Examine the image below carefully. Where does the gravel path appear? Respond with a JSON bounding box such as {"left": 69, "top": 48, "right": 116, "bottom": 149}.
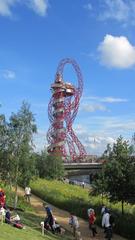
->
{"left": 18, "top": 187, "right": 127, "bottom": 240}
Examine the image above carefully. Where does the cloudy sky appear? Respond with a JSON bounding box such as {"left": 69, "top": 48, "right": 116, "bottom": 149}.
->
{"left": 0, "top": 0, "right": 135, "bottom": 155}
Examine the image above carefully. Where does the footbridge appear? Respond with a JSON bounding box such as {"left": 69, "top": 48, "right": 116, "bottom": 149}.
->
{"left": 64, "top": 162, "right": 102, "bottom": 178}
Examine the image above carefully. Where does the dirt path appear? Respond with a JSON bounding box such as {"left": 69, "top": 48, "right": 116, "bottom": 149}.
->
{"left": 18, "top": 187, "right": 127, "bottom": 240}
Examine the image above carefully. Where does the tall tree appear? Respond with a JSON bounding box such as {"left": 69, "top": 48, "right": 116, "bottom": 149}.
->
{"left": 0, "top": 114, "right": 10, "bottom": 181}
{"left": 8, "top": 101, "right": 37, "bottom": 207}
{"left": 93, "top": 136, "right": 135, "bottom": 214}
{"left": 35, "top": 150, "right": 65, "bottom": 180}
{"left": 37, "top": 150, "right": 64, "bottom": 179}
{"left": 44, "top": 154, "right": 65, "bottom": 180}
{"left": 35, "top": 150, "right": 48, "bottom": 178}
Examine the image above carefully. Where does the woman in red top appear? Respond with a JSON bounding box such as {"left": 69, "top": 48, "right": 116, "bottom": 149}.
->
{"left": 89, "top": 209, "right": 97, "bottom": 237}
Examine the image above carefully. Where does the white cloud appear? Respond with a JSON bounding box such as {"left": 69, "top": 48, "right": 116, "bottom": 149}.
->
{"left": 74, "top": 123, "right": 117, "bottom": 155}
{"left": 27, "top": 0, "right": 48, "bottom": 16}
{"left": 1, "top": 69, "right": 16, "bottom": 79}
{"left": 84, "top": 135, "right": 116, "bottom": 155}
{"left": 0, "top": 0, "right": 48, "bottom": 17}
{"left": 99, "top": 0, "right": 130, "bottom": 22}
{"left": 74, "top": 116, "right": 135, "bottom": 155}
{"left": 80, "top": 103, "right": 108, "bottom": 112}
{"left": 101, "top": 97, "right": 128, "bottom": 103}
{"left": 98, "top": 34, "right": 135, "bottom": 68}
{"left": 83, "top": 96, "right": 128, "bottom": 103}
{"left": 86, "top": 0, "right": 135, "bottom": 26}
{"left": 0, "top": 0, "right": 18, "bottom": 17}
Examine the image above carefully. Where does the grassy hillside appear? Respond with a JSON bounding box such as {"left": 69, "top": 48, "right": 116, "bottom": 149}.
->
{"left": 0, "top": 182, "right": 72, "bottom": 240}
{"left": 0, "top": 205, "right": 72, "bottom": 240}
{"left": 30, "top": 178, "right": 135, "bottom": 239}
{"left": 0, "top": 224, "right": 71, "bottom": 240}
{"left": 0, "top": 224, "right": 53, "bottom": 240}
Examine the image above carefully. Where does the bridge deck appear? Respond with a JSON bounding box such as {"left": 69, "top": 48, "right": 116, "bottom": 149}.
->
{"left": 64, "top": 162, "right": 102, "bottom": 170}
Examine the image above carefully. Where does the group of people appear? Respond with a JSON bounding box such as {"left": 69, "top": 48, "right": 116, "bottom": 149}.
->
{"left": 1, "top": 186, "right": 116, "bottom": 239}
{"left": 87, "top": 204, "right": 115, "bottom": 239}
{"left": 0, "top": 187, "right": 23, "bottom": 229}
{"left": 42, "top": 202, "right": 115, "bottom": 240}
{"left": 42, "top": 204, "right": 82, "bottom": 239}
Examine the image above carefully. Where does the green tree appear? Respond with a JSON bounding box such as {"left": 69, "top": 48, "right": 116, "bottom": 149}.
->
{"left": 35, "top": 150, "right": 48, "bottom": 178}
{"left": 8, "top": 101, "right": 37, "bottom": 207}
{"left": 0, "top": 114, "right": 11, "bottom": 181}
{"left": 44, "top": 154, "right": 65, "bottom": 180}
{"left": 93, "top": 136, "right": 135, "bottom": 214}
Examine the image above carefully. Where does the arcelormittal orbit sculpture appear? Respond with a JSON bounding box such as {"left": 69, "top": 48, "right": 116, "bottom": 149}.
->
{"left": 47, "top": 58, "right": 87, "bottom": 162}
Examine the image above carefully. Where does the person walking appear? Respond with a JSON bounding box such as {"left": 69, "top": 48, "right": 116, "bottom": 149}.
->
{"left": 102, "top": 208, "right": 112, "bottom": 240}
{"left": 24, "top": 186, "right": 31, "bottom": 203}
{"left": 89, "top": 209, "right": 97, "bottom": 237}
{"left": 69, "top": 213, "right": 81, "bottom": 239}
{"left": 43, "top": 203, "right": 55, "bottom": 234}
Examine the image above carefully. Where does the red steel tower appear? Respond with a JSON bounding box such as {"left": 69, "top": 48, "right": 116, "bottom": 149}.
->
{"left": 47, "top": 58, "right": 87, "bottom": 162}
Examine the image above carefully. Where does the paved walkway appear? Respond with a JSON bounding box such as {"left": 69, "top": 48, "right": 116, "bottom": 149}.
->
{"left": 18, "top": 187, "right": 127, "bottom": 240}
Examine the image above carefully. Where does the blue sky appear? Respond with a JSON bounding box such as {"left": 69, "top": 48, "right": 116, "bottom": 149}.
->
{"left": 0, "top": 0, "right": 135, "bottom": 155}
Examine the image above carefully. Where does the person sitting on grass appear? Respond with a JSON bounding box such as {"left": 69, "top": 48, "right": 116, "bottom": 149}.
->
{"left": 5, "top": 208, "right": 11, "bottom": 224}
{"left": 53, "top": 217, "right": 62, "bottom": 234}
{"left": 5, "top": 209, "right": 24, "bottom": 229}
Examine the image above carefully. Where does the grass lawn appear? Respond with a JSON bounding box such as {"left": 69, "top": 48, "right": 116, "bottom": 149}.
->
{"left": 0, "top": 211, "right": 72, "bottom": 240}
{"left": 0, "top": 223, "right": 71, "bottom": 240}
{"left": 0, "top": 182, "right": 72, "bottom": 240}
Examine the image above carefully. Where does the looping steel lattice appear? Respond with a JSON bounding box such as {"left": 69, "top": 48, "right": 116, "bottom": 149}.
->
{"left": 47, "top": 58, "right": 87, "bottom": 162}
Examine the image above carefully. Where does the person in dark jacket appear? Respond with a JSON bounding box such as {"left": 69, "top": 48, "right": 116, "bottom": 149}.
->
{"left": 43, "top": 203, "right": 55, "bottom": 234}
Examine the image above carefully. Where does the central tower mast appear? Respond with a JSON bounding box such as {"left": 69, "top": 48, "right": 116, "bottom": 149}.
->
{"left": 47, "top": 58, "right": 87, "bottom": 162}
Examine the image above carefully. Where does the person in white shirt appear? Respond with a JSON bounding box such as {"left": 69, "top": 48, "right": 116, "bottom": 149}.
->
{"left": 11, "top": 214, "right": 20, "bottom": 222}
{"left": 24, "top": 186, "right": 31, "bottom": 203}
{"left": 102, "top": 208, "right": 112, "bottom": 240}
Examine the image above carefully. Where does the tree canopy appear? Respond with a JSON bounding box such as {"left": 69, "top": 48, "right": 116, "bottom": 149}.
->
{"left": 93, "top": 136, "right": 135, "bottom": 214}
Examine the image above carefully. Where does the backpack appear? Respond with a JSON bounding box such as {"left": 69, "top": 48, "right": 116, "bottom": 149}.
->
{"left": 13, "top": 223, "right": 23, "bottom": 229}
